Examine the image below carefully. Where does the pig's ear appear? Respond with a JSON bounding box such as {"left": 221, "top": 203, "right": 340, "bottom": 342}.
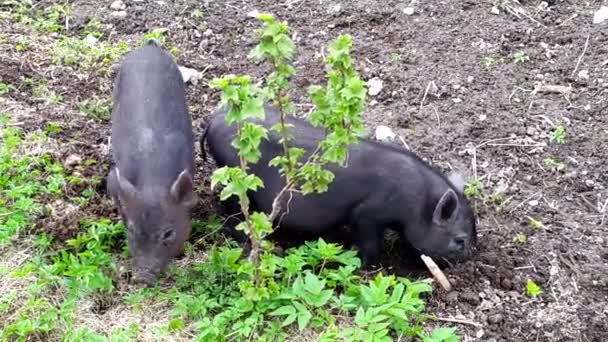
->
{"left": 170, "top": 169, "right": 197, "bottom": 207}
{"left": 115, "top": 168, "right": 138, "bottom": 207}
{"left": 432, "top": 189, "right": 459, "bottom": 226}
{"left": 446, "top": 171, "right": 465, "bottom": 194}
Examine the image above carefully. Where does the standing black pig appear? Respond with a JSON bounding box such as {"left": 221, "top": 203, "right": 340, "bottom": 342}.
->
{"left": 107, "top": 41, "right": 196, "bottom": 285}
{"left": 203, "top": 103, "right": 476, "bottom": 266}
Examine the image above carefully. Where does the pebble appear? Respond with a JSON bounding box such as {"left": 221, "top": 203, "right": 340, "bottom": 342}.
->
{"left": 330, "top": 3, "right": 342, "bottom": 15}
{"left": 110, "top": 0, "right": 126, "bottom": 10}
{"left": 593, "top": 6, "right": 608, "bottom": 24}
{"left": 446, "top": 291, "right": 459, "bottom": 303}
{"left": 585, "top": 179, "right": 595, "bottom": 187}
{"left": 461, "top": 291, "right": 481, "bottom": 306}
{"left": 452, "top": 98, "right": 462, "bottom": 103}
{"left": 491, "top": 6, "right": 500, "bottom": 15}
{"left": 111, "top": 10, "right": 127, "bottom": 18}
{"left": 479, "top": 114, "right": 487, "bottom": 121}
{"left": 526, "top": 126, "right": 536, "bottom": 136}
{"left": 403, "top": 7, "right": 415, "bottom": 15}
{"left": 203, "top": 28, "right": 213, "bottom": 37}
{"left": 467, "top": 76, "right": 474, "bottom": 83}
{"left": 578, "top": 69, "right": 590, "bottom": 80}
{"left": 488, "top": 313, "right": 504, "bottom": 324}
{"left": 374, "top": 125, "right": 396, "bottom": 141}
{"left": 178, "top": 65, "right": 202, "bottom": 84}
{"left": 528, "top": 200, "right": 539, "bottom": 206}
{"left": 64, "top": 154, "right": 82, "bottom": 168}
{"left": 367, "top": 78, "right": 383, "bottom": 96}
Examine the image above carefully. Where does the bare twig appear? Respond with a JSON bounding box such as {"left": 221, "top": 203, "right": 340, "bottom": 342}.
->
{"left": 433, "top": 316, "right": 482, "bottom": 328}
{"left": 420, "top": 81, "right": 432, "bottom": 110}
{"left": 531, "top": 84, "right": 572, "bottom": 95}
{"left": 420, "top": 254, "right": 452, "bottom": 292}
{"left": 571, "top": 34, "right": 590, "bottom": 77}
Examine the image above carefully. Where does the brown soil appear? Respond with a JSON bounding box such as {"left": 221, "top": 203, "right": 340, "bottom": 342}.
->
{"left": 3, "top": 0, "right": 607, "bottom": 340}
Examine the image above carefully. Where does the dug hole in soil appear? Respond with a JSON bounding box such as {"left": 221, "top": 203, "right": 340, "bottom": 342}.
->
{"left": 6, "top": 0, "right": 608, "bottom": 341}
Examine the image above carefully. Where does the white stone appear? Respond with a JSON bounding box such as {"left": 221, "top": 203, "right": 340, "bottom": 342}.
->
{"left": 111, "top": 10, "right": 127, "bottom": 18}
{"left": 203, "top": 28, "right": 213, "bottom": 37}
{"left": 578, "top": 69, "right": 589, "bottom": 80}
{"left": 452, "top": 98, "right": 462, "bottom": 103}
{"left": 110, "top": 0, "right": 126, "bottom": 10}
{"left": 593, "top": 6, "right": 608, "bottom": 24}
{"left": 375, "top": 125, "right": 396, "bottom": 141}
{"left": 64, "top": 154, "right": 82, "bottom": 168}
{"left": 467, "top": 76, "right": 474, "bottom": 83}
{"left": 491, "top": 6, "right": 500, "bottom": 15}
{"left": 367, "top": 78, "right": 383, "bottom": 96}
{"left": 479, "top": 114, "right": 487, "bottom": 121}
{"left": 178, "top": 65, "right": 202, "bottom": 84}
{"left": 529, "top": 200, "right": 539, "bottom": 206}
{"left": 403, "top": 7, "right": 415, "bottom": 15}
{"left": 247, "top": 10, "right": 260, "bottom": 18}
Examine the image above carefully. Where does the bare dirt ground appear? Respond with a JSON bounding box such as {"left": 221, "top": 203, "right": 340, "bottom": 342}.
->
{"left": 2, "top": 0, "right": 608, "bottom": 341}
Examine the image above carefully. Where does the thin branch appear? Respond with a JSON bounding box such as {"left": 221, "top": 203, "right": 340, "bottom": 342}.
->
{"left": 571, "top": 34, "right": 590, "bottom": 77}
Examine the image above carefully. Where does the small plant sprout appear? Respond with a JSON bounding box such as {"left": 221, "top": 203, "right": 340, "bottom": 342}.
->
{"left": 513, "top": 50, "right": 529, "bottom": 64}
{"left": 490, "top": 191, "right": 506, "bottom": 206}
{"left": 549, "top": 125, "right": 566, "bottom": 145}
{"left": 525, "top": 279, "right": 542, "bottom": 298}
{"left": 464, "top": 178, "right": 483, "bottom": 198}
{"left": 0, "top": 82, "right": 15, "bottom": 95}
{"left": 78, "top": 96, "right": 111, "bottom": 121}
{"left": 543, "top": 157, "right": 565, "bottom": 172}
{"left": 514, "top": 232, "right": 527, "bottom": 245}
{"left": 389, "top": 52, "right": 402, "bottom": 63}
{"left": 481, "top": 53, "right": 502, "bottom": 69}
{"left": 528, "top": 217, "right": 544, "bottom": 230}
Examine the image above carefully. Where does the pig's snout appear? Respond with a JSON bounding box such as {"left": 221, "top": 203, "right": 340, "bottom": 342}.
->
{"left": 131, "top": 259, "right": 164, "bottom": 286}
{"left": 447, "top": 234, "right": 474, "bottom": 258}
{"left": 132, "top": 270, "right": 157, "bottom": 286}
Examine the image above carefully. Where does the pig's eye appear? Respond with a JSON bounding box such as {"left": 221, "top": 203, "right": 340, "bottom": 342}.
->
{"left": 161, "top": 229, "right": 176, "bottom": 242}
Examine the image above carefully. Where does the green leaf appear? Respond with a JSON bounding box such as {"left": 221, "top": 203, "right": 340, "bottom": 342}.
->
{"left": 423, "top": 327, "right": 460, "bottom": 342}
{"left": 269, "top": 305, "right": 296, "bottom": 317}
{"left": 296, "top": 306, "right": 312, "bottom": 331}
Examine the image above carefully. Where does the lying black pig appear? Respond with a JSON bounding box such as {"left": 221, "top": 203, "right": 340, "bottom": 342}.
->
{"left": 107, "top": 40, "right": 196, "bottom": 285}
{"left": 203, "top": 103, "right": 476, "bottom": 266}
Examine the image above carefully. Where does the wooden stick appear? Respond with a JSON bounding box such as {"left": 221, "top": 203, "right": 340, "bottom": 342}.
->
{"left": 420, "top": 254, "right": 452, "bottom": 292}
{"left": 434, "top": 316, "right": 482, "bottom": 328}
{"left": 531, "top": 84, "right": 572, "bottom": 95}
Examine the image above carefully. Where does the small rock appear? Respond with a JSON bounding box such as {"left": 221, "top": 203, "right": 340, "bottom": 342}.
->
{"left": 452, "top": 98, "right": 462, "bottom": 103}
{"left": 64, "top": 154, "right": 82, "bottom": 168}
{"left": 479, "top": 114, "right": 487, "bottom": 121}
{"left": 403, "top": 7, "right": 415, "bottom": 15}
{"left": 585, "top": 179, "right": 595, "bottom": 187}
{"left": 540, "top": 42, "right": 549, "bottom": 49}
{"left": 367, "top": 78, "right": 383, "bottom": 96}
{"left": 528, "top": 200, "right": 539, "bottom": 206}
{"left": 491, "top": 6, "right": 500, "bottom": 15}
{"left": 501, "top": 278, "right": 512, "bottom": 290}
{"left": 369, "top": 99, "right": 378, "bottom": 106}
{"left": 461, "top": 291, "right": 481, "bottom": 306}
{"left": 247, "top": 9, "right": 260, "bottom": 17}
{"left": 203, "top": 28, "right": 213, "bottom": 37}
{"left": 330, "top": 3, "right": 342, "bottom": 15}
{"left": 178, "top": 65, "right": 202, "bottom": 85}
{"left": 488, "top": 314, "right": 504, "bottom": 324}
{"left": 467, "top": 76, "right": 474, "bottom": 83}
{"left": 526, "top": 126, "right": 536, "bottom": 136}
{"left": 375, "top": 125, "right": 396, "bottom": 142}
{"left": 111, "top": 10, "right": 127, "bottom": 18}
{"left": 477, "top": 330, "right": 485, "bottom": 339}
{"left": 446, "top": 291, "right": 459, "bottom": 303}
{"left": 155, "top": 0, "right": 166, "bottom": 5}
{"left": 593, "top": 6, "right": 608, "bottom": 24}
{"left": 578, "top": 69, "right": 589, "bottom": 80}
{"left": 110, "top": 0, "right": 126, "bottom": 10}
{"left": 584, "top": 104, "right": 591, "bottom": 111}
